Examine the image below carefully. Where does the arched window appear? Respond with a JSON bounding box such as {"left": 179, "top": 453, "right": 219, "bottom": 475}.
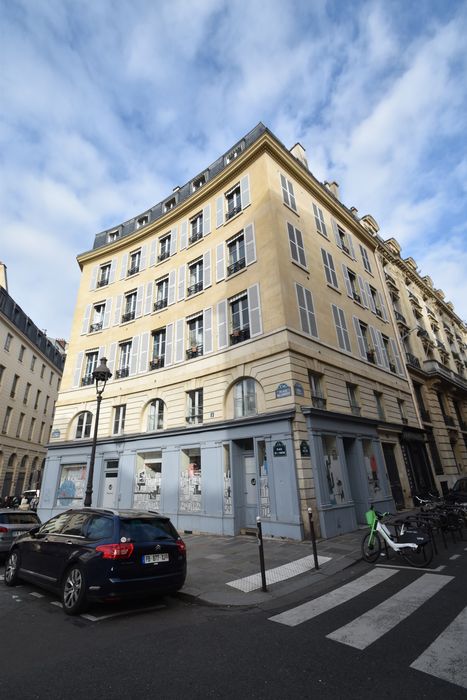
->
{"left": 148, "top": 400, "right": 164, "bottom": 431}
{"left": 75, "top": 411, "right": 92, "bottom": 439}
{"left": 234, "top": 378, "right": 257, "bottom": 418}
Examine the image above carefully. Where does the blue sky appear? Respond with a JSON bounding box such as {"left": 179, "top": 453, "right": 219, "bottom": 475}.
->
{"left": 1, "top": 0, "right": 466, "bottom": 338}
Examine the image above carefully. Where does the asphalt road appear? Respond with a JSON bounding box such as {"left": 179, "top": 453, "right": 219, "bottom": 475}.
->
{"left": 1, "top": 539, "right": 466, "bottom": 700}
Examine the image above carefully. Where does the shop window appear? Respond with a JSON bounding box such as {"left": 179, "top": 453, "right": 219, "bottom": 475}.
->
{"left": 223, "top": 444, "right": 232, "bottom": 515}
{"left": 179, "top": 450, "right": 202, "bottom": 512}
{"left": 363, "top": 440, "right": 381, "bottom": 496}
{"left": 56, "top": 464, "right": 87, "bottom": 507}
{"left": 134, "top": 456, "right": 162, "bottom": 511}
{"left": 322, "top": 435, "right": 347, "bottom": 505}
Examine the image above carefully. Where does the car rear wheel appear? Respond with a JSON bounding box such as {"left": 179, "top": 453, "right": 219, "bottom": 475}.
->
{"left": 62, "top": 565, "right": 88, "bottom": 615}
{"left": 4, "top": 549, "right": 21, "bottom": 586}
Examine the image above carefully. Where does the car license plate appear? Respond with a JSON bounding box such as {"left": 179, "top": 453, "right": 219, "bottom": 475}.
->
{"left": 143, "top": 553, "right": 169, "bottom": 564}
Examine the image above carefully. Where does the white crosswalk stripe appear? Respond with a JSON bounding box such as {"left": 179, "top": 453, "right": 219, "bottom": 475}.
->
{"left": 326, "top": 573, "right": 453, "bottom": 649}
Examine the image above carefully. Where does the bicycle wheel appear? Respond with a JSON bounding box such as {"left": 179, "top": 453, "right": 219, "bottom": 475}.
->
{"left": 362, "top": 532, "right": 381, "bottom": 563}
{"left": 401, "top": 541, "right": 434, "bottom": 567}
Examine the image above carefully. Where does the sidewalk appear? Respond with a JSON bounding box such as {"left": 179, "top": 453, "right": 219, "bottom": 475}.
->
{"left": 178, "top": 528, "right": 364, "bottom": 607}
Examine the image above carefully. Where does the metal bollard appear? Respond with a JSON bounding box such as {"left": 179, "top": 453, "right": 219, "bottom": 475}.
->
{"left": 307, "top": 508, "right": 320, "bottom": 570}
{"left": 256, "top": 516, "right": 267, "bottom": 592}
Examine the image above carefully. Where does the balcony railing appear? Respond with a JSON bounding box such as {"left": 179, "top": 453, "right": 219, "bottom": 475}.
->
{"left": 311, "top": 394, "right": 327, "bottom": 409}
{"left": 189, "top": 231, "right": 203, "bottom": 245}
{"left": 121, "top": 311, "right": 135, "bottom": 323}
{"left": 158, "top": 250, "right": 170, "bottom": 263}
{"left": 230, "top": 327, "right": 250, "bottom": 345}
{"left": 186, "top": 345, "right": 203, "bottom": 360}
{"left": 226, "top": 204, "right": 242, "bottom": 220}
{"left": 115, "top": 367, "right": 129, "bottom": 379}
{"left": 154, "top": 298, "right": 168, "bottom": 311}
{"left": 352, "top": 291, "right": 361, "bottom": 303}
{"left": 394, "top": 310, "right": 407, "bottom": 324}
{"left": 227, "top": 258, "right": 246, "bottom": 276}
{"left": 420, "top": 409, "right": 431, "bottom": 423}
{"left": 96, "top": 278, "right": 109, "bottom": 288}
{"left": 149, "top": 357, "right": 164, "bottom": 371}
{"left": 389, "top": 362, "right": 397, "bottom": 373}
{"left": 127, "top": 265, "right": 140, "bottom": 277}
{"left": 89, "top": 322, "right": 103, "bottom": 333}
{"left": 187, "top": 281, "right": 203, "bottom": 296}
{"left": 437, "top": 340, "right": 447, "bottom": 352}
{"left": 350, "top": 404, "right": 361, "bottom": 416}
{"left": 375, "top": 307, "right": 383, "bottom": 318}
{"left": 443, "top": 414, "right": 455, "bottom": 427}
{"left": 367, "top": 350, "right": 376, "bottom": 364}
{"left": 186, "top": 413, "right": 203, "bottom": 425}
{"left": 406, "top": 352, "right": 421, "bottom": 369}
{"left": 81, "top": 375, "right": 94, "bottom": 386}
{"left": 342, "top": 244, "right": 350, "bottom": 255}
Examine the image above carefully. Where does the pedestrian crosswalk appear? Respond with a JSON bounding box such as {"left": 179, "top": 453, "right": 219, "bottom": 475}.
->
{"left": 269, "top": 567, "right": 467, "bottom": 691}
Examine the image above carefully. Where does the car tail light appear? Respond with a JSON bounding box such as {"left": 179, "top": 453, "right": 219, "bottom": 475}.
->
{"left": 176, "top": 538, "right": 186, "bottom": 554}
{"left": 0, "top": 527, "right": 8, "bottom": 533}
{"left": 96, "top": 543, "right": 134, "bottom": 559}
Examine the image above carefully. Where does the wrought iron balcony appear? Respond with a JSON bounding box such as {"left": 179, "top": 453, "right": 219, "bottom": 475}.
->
{"left": 115, "top": 367, "right": 129, "bottom": 379}
{"left": 353, "top": 291, "right": 361, "bottom": 303}
{"left": 127, "top": 265, "right": 139, "bottom": 277}
{"left": 154, "top": 298, "right": 168, "bottom": 311}
{"left": 311, "top": 394, "right": 327, "bottom": 409}
{"left": 89, "top": 322, "right": 103, "bottom": 333}
{"left": 186, "top": 345, "right": 203, "bottom": 360}
{"left": 227, "top": 258, "right": 246, "bottom": 276}
{"left": 437, "top": 340, "right": 447, "bottom": 352}
{"left": 81, "top": 375, "right": 94, "bottom": 386}
{"left": 96, "top": 278, "right": 109, "bottom": 288}
{"left": 394, "top": 310, "right": 407, "bottom": 324}
{"left": 406, "top": 352, "right": 421, "bottom": 369}
{"left": 375, "top": 307, "right": 383, "bottom": 318}
{"left": 158, "top": 251, "right": 170, "bottom": 263}
{"left": 121, "top": 311, "right": 135, "bottom": 323}
{"left": 186, "top": 413, "right": 203, "bottom": 425}
{"left": 342, "top": 244, "right": 350, "bottom": 255}
{"left": 189, "top": 231, "right": 203, "bottom": 245}
{"left": 367, "top": 350, "right": 376, "bottom": 364}
{"left": 187, "top": 281, "right": 203, "bottom": 296}
{"left": 230, "top": 327, "right": 250, "bottom": 345}
{"left": 149, "top": 357, "right": 164, "bottom": 370}
{"left": 226, "top": 204, "right": 242, "bottom": 220}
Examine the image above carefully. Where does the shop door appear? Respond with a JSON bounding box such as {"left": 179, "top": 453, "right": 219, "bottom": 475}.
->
{"left": 344, "top": 438, "right": 368, "bottom": 525}
{"left": 102, "top": 470, "right": 118, "bottom": 509}
{"left": 382, "top": 443, "right": 404, "bottom": 509}
{"left": 243, "top": 453, "right": 258, "bottom": 528}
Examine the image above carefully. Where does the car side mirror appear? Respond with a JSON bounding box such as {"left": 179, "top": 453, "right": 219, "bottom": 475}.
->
{"left": 29, "top": 526, "right": 41, "bottom": 536}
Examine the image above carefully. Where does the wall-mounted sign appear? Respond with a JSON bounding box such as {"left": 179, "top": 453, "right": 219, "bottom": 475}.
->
{"left": 294, "top": 382, "right": 305, "bottom": 397}
{"left": 275, "top": 383, "right": 292, "bottom": 398}
{"left": 300, "top": 440, "right": 310, "bottom": 457}
{"left": 273, "top": 441, "right": 287, "bottom": 457}
{"left": 51, "top": 429, "right": 61, "bottom": 438}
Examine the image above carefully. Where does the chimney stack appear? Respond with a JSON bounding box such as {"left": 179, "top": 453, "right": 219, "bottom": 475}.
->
{"left": 0, "top": 262, "right": 8, "bottom": 292}
{"left": 324, "top": 181, "right": 340, "bottom": 199}
{"left": 290, "top": 143, "right": 308, "bottom": 169}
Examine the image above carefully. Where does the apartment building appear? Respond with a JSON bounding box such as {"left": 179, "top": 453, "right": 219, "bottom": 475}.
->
{"left": 0, "top": 264, "right": 65, "bottom": 497}
{"left": 39, "top": 124, "right": 465, "bottom": 539}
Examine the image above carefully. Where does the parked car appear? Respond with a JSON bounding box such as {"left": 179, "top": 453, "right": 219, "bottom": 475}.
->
{"left": 0, "top": 509, "right": 41, "bottom": 557}
{"left": 445, "top": 477, "right": 467, "bottom": 504}
{"left": 4, "top": 508, "right": 187, "bottom": 615}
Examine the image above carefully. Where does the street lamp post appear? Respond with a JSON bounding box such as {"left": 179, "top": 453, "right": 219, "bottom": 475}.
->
{"left": 84, "top": 357, "right": 112, "bottom": 508}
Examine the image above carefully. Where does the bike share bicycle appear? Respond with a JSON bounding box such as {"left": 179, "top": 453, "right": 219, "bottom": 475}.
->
{"left": 362, "top": 506, "right": 434, "bottom": 567}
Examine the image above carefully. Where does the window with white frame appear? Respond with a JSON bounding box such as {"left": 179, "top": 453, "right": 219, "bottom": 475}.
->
{"left": 128, "top": 249, "right": 141, "bottom": 276}
{"left": 4, "top": 333, "right": 13, "bottom": 351}
{"left": 136, "top": 215, "right": 149, "bottom": 229}
{"left": 158, "top": 234, "right": 171, "bottom": 262}
{"left": 332, "top": 305, "right": 352, "bottom": 352}
{"left": 397, "top": 398, "right": 407, "bottom": 424}
{"left": 313, "top": 203, "right": 327, "bottom": 237}
{"left": 374, "top": 392, "right": 386, "bottom": 420}
{"left": 227, "top": 233, "right": 246, "bottom": 276}
{"left": 360, "top": 245, "right": 372, "bottom": 273}
{"left": 187, "top": 259, "right": 203, "bottom": 296}
{"left": 113, "top": 404, "right": 126, "bottom": 434}
{"left": 82, "top": 351, "right": 98, "bottom": 386}
{"left": 108, "top": 230, "right": 119, "bottom": 242}
{"left": 230, "top": 293, "right": 250, "bottom": 344}
{"left": 308, "top": 371, "right": 326, "bottom": 409}
{"left": 355, "top": 319, "right": 374, "bottom": 362}
{"left": 296, "top": 284, "right": 318, "bottom": 337}
{"left": 226, "top": 184, "right": 242, "bottom": 220}
{"left": 287, "top": 223, "right": 307, "bottom": 267}
{"left": 90, "top": 302, "right": 105, "bottom": 333}
{"left": 75, "top": 411, "right": 92, "bottom": 439}
{"left": 369, "top": 285, "right": 383, "bottom": 317}
{"left": 147, "top": 399, "right": 164, "bottom": 431}
{"left": 189, "top": 213, "right": 203, "bottom": 244}
{"left": 187, "top": 315, "right": 203, "bottom": 359}
{"left": 187, "top": 389, "right": 203, "bottom": 424}
{"left": 122, "top": 291, "right": 137, "bottom": 323}
{"left": 97, "top": 263, "right": 111, "bottom": 288}
{"left": 280, "top": 174, "right": 297, "bottom": 211}
{"left": 155, "top": 277, "right": 169, "bottom": 310}
{"left": 234, "top": 378, "right": 257, "bottom": 418}
{"left": 321, "top": 249, "right": 338, "bottom": 288}
{"left": 150, "top": 328, "right": 166, "bottom": 369}
{"left": 345, "top": 267, "right": 361, "bottom": 303}
{"left": 346, "top": 383, "right": 361, "bottom": 415}
{"left": 116, "top": 341, "right": 131, "bottom": 379}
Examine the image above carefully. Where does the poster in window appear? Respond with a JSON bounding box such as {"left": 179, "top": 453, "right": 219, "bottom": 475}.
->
{"left": 133, "top": 462, "right": 162, "bottom": 510}
{"left": 56, "top": 465, "right": 86, "bottom": 506}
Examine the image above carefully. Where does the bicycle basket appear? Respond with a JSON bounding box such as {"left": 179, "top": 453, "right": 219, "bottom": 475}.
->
{"left": 365, "top": 509, "right": 377, "bottom": 526}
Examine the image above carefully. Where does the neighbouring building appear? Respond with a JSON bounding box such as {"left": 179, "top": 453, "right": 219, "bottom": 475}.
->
{"left": 39, "top": 124, "right": 466, "bottom": 539}
{"left": 0, "top": 263, "right": 66, "bottom": 498}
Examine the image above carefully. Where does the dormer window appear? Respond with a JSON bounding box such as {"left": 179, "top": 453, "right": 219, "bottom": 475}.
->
{"left": 136, "top": 215, "right": 149, "bottom": 229}
{"left": 225, "top": 145, "right": 243, "bottom": 165}
{"left": 108, "top": 230, "right": 119, "bottom": 242}
{"left": 192, "top": 175, "right": 206, "bottom": 192}
{"left": 164, "top": 198, "right": 176, "bottom": 213}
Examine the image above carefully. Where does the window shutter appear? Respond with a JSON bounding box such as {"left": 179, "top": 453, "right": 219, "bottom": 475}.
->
{"left": 332, "top": 220, "right": 342, "bottom": 248}
{"left": 165, "top": 323, "right": 174, "bottom": 366}
{"left": 369, "top": 326, "right": 383, "bottom": 366}
{"left": 347, "top": 233, "right": 356, "bottom": 259}
{"left": 139, "top": 331, "right": 149, "bottom": 373}
{"left": 377, "top": 330, "right": 390, "bottom": 369}
{"left": 353, "top": 317, "right": 367, "bottom": 359}
{"left": 107, "top": 342, "right": 117, "bottom": 373}
{"left": 244, "top": 223, "right": 256, "bottom": 265}
{"left": 178, "top": 265, "right": 186, "bottom": 301}
{"left": 180, "top": 220, "right": 188, "bottom": 250}
{"left": 296, "top": 284, "right": 309, "bottom": 334}
{"left": 217, "top": 299, "right": 228, "bottom": 349}
{"left": 342, "top": 265, "right": 353, "bottom": 298}
{"left": 332, "top": 305, "right": 345, "bottom": 350}
{"left": 295, "top": 227, "right": 307, "bottom": 267}
{"left": 129, "top": 335, "right": 140, "bottom": 375}
{"left": 203, "top": 307, "right": 213, "bottom": 354}
{"left": 174, "top": 319, "right": 184, "bottom": 363}
{"left": 113, "top": 294, "right": 122, "bottom": 325}
{"left": 378, "top": 291, "right": 389, "bottom": 321}
{"left": 240, "top": 174, "right": 250, "bottom": 209}
{"left": 98, "top": 345, "right": 105, "bottom": 362}
{"left": 358, "top": 276, "right": 369, "bottom": 308}
{"left": 390, "top": 338, "right": 404, "bottom": 375}
{"left": 216, "top": 243, "right": 225, "bottom": 282}
{"left": 103, "top": 298, "right": 112, "bottom": 328}
{"left": 140, "top": 244, "right": 147, "bottom": 271}
{"left": 203, "top": 204, "right": 211, "bottom": 235}
{"left": 109, "top": 258, "right": 117, "bottom": 284}
{"left": 216, "top": 195, "right": 224, "bottom": 228}
{"left": 203, "top": 250, "right": 211, "bottom": 289}
{"left": 81, "top": 305, "right": 91, "bottom": 335}
{"left": 168, "top": 270, "right": 176, "bottom": 305}
{"left": 170, "top": 226, "right": 178, "bottom": 256}
{"left": 120, "top": 253, "right": 128, "bottom": 280}
{"left": 248, "top": 284, "right": 262, "bottom": 337}
{"left": 366, "top": 282, "right": 377, "bottom": 313}
{"left": 280, "top": 174, "right": 289, "bottom": 207}
{"left": 304, "top": 288, "right": 318, "bottom": 337}
{"left": 149, "top": 239, "right": 157, "bottom": 267}
{"left": 135, "top": 285, "right": 144, "bottom": 317}
{"left": 144, "top": 281, "right": 153, "bottom": 315}
{"left": 89, "top": 265, "right": 98, "bottom": 291}
{"left": 72, "top": 352, "right": 84, "bottom": 388}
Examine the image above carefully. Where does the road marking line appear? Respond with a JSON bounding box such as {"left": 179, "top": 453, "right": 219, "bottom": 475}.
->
{"left": 327, "top": 573, "right": 453, "bottom": 650}
{"left": 449, "top": 554, "right": 461, "bottom": 560}
{"left": 410, "top": 605, "right": 467, "bottom": 689}
{"left": 50, "top": 601, "right": 62, "bottom": 608}
{"left": 269, "top": 568, "right": 397, "bottom": 627}
{"left": 80, "top": 603, "right": 166, "bottom": 622}
{"left": 30, "top": 592, "right": 44, "bottom": 598}
{"left": 376, "top": 564, "right": 446, "bottom": 573}
{"left": 227, "top": 554, "right": 331, "bottom": 592}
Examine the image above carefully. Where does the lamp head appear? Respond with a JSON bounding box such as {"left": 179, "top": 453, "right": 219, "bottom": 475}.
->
{"left": 93, "top": 357, "right": 112, "bottom": 394}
